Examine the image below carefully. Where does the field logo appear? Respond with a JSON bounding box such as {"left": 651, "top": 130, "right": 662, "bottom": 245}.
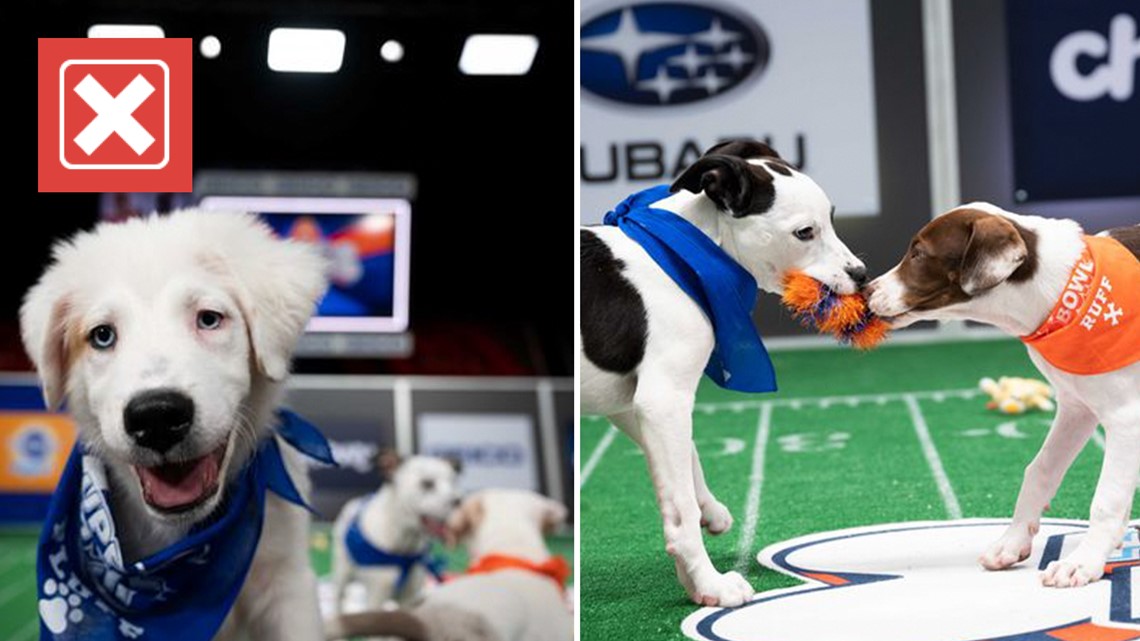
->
{"left": 683, "top": 519, "right": 1140, "bottom": 641}
{"left": 38, "top": 38, "right": 192, "bottom": 192}
{"left": 581, "top": 3, "right": 769, "bottom": 107}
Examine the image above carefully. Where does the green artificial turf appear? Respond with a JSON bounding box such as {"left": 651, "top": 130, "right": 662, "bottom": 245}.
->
{"left": 0, "top": 521, "right": 573, "bottom": 640}
{"left": 580, "top": 338, "right": 1139, "bottom": 641}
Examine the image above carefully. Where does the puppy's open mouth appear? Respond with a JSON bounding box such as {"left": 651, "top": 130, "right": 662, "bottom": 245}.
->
{"left": 421, "top": 515, "right": 449, "bottom": 540}
{"left": 134, "top": 443, "right": 227, "bottom": 513}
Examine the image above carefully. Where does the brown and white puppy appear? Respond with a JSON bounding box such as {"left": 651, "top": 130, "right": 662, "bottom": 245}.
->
{"left": 866, "top": 202, "right": 1140, "bottom": 588}
{"left": 325, "top": 489, "right": 571, "bottom": 641}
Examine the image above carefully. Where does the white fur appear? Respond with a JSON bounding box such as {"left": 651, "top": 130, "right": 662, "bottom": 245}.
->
{"left": 329, "top": 456, "right": 460, "bottom": 610}
{"left": 868, "top": 203, "right": 1140, "bottom": 588}
{"left": 580, "top": 174, "right": 864, "bottom": 607}
{"left": 21, "top": 210, "right": 329, "bottom": 639}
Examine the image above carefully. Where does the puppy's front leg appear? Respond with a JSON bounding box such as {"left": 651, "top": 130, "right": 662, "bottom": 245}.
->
{"left": 633, "top": 376, "right": 753, "bottom": 607}
{"left": 981, "top": 398, "right": 1097, "bottom": 570}
{"left": 1043, "top": 404, "right": 1140, "bottom": 588}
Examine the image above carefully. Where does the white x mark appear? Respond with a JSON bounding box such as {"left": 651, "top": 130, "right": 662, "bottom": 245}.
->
{"left": 1104, "top": 302, "right": 1124, "bottom": 326}
{"left": 72, "top": 74, "right": 155, "bottom": 156}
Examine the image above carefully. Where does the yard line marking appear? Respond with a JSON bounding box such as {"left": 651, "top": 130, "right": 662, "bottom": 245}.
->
{"left": 10, "top": 618, "right": 38, "bottom": 641}
{"left": 581, "top": 426, "right": 618, "bottom": 487}
{"left": 735, "top": 403, "right": 773, "bottom": 572}
{"left": 904, "top": 394, "right": 963, "bottom": 519}
{"left": 693, "top": 387, "right": 980, "bottom": 412}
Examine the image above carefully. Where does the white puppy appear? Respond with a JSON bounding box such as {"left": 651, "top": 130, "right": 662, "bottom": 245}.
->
{"left": 325, "top": 489, "right": 571, "bottom": 641}
{"left": 329, "top": 451, "right": 461, "bottom": 611}
{"left": 580, "top": 140, "right": 866, "bottom": 606}
{"left": 867, "top": 203, "right": 1140, "bottom": 588}
{"left": 22, "top": 211, "right": 328, "bottom": 640}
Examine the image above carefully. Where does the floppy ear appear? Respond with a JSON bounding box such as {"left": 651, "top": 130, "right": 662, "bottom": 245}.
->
{"left": 376, "top": 448, "right": 401, "bottom": 481}
{"left": 671, "top": 154, "right": 772, "bottom": 217}
{"left": 539, "top": 497, "right": 568, "bottom": 535}
{"left": 446, "top": 456, "right": 463, "bottom": 475}
{"left": 19, "top": 279, "right": 73, "bottom": 410}
{"left": 218, "top": 217, "right": 328, "bottom": 381}
{"left": 958, "top": 216, "right": 1028, "bottom": 296}
{"left": 704, "top": 139, "right": 781, "bottom": 160}
{"left": 446, "top": 493, "right": 484, "bottom": 545}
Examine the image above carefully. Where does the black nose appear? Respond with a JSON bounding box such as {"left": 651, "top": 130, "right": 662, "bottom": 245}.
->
{"left": 846, "top": 265, "right": 868, "bottom": 288}
{"left": 123, "top": 389, "right": 194, "bottom": 453}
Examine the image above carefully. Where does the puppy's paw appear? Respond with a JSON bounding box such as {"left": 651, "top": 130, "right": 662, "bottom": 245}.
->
{"left": 979, "top": 527, "right": 1034, "bottom": 571}
{"left": 690, "top": 571, "right": 755, "bottom": 608}
{"left": 700, "top": 501, "right": 733, "bottom": 536}
{"left": 1041, "top": 552, "right": 1105, "bottom": 588}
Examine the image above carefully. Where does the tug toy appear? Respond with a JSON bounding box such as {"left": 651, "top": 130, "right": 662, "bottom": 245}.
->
{"left": 979, "top": 376, "right": 1055, "bottom": 414}
{"left": 781, "top": 271, "right": 891, "bottom": 350}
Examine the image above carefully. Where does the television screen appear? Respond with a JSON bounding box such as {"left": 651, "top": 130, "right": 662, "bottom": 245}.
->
{"left": 198, "top": 196, "right": 411, "bottom": 333}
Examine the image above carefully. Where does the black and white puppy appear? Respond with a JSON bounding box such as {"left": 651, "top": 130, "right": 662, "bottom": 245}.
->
{"left": 580, "top": 141, "right": 866, "bottom": 606}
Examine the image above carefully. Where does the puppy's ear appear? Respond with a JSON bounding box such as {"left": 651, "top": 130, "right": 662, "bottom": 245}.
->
{"left": 704, "top": 139, "right": 781, "bottom": 160}
{"left": 20, "top": 280, "right": 73, "bottom": 410}
{"left": 539, "top": 497, "right": 568, "bottom": 535}
{"left": 209, "top": 215, "right": 328, "bottom": 381}
{"left": 376, "top": 448, "right": 401, "bottom": 481}
{"left": 445, "top": 456, "right": 463, "bottom": 475}
{"left": 670, "top": 155, "right": 774, "bottom": 217}
{"left": 958, "top": 216, "right": 1028, "bottom": 296}
{"left": 446, "top": 494, "right": 483, "bottom": 545}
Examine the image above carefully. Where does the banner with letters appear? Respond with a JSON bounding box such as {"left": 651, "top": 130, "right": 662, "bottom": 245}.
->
{"left": 1006, "top": 0, "right": 1140, "bottom": 202}
{"left": 416, "top": 413, "right": 540, "bottom": 493}
{"left": 580, "top": 0, "right": 880, "bottom": 223}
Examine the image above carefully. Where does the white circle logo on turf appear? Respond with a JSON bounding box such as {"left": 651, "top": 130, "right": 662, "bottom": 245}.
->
{"left": 681, "top": 519, "right": 1140, "bottom": 641}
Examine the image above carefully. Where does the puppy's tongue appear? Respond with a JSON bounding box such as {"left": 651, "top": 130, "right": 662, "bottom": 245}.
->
{"left": 135, "top": 449, "right": 223, "bottom": 511}
{"left": 421, "top": 516, "right": 449, "bottom": 540}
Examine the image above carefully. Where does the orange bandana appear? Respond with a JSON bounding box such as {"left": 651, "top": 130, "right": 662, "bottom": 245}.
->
{"left": 1021, "top": 235, "right": 1140, "bottom": 375}
{"left": 466, "top": 554, "right": 570, "bottom": 590}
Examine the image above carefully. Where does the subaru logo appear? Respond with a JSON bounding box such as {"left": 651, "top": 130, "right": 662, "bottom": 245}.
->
{"left": 581, "top": 3, "right": 770, "bottom": 107}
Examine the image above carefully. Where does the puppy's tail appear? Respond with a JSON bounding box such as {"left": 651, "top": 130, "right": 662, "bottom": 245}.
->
{"left": 324, "top": 610, "right": 428, "bottom": 640}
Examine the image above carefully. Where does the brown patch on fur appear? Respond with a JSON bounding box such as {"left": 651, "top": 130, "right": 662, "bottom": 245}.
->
{"left": 376, "top": 448, "right": 401, "bottom": 481}
{"left": 446, "top": 494, "right": 484, "bottom": 542}
{"left": 765, "top": 161, "right": 792, "bottom": 176}
{"left": 891, "top": 208, "right": 1032, "bottom": 312}
{"left": 1106, "top": 225, "right": 1140, "bottom": 261}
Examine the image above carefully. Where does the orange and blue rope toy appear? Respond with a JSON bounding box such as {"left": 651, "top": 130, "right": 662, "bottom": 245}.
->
{"left": 781, "top": 272, "right": 891, "bottom": 350}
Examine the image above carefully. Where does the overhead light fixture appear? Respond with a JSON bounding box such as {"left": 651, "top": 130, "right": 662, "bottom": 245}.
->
{"left": 200, "top": 35, "right": 222, "bottom": 59}
{"left": 87, "top": 24, "right": 165, "bottom": 38}
{"left": 458, "top": 34, "right": 539, "bottom": 76}
{"left": 267, "top": 28, "right": 346, "bottom": 73}
{"left": 380, "top": 39, "right": 404, "bottom": 63}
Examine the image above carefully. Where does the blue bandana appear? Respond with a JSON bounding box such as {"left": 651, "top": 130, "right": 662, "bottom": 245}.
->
{"left": 604, "top": 185, "right": 777, "bottom": 393}
{"left": 36, "top": 410, "right": 336, "bottom": 641}
{"left": 343, "top": 502, "right": 446, "bottom": 594}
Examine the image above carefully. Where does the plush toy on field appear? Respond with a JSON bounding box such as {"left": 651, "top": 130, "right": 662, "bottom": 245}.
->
{"left": 979, "top": 376, "right": 1055, "bottom": 414}
{"left": 781, "top": 271, "right": 891, "bottom": 350}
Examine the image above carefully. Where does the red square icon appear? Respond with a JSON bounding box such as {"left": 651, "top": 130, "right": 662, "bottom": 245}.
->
{"left": 38, "top": 38, "right": 192, "bottom": 193}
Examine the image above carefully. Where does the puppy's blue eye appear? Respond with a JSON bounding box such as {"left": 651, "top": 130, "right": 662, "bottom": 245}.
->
{"left": 88, "top": 325, "right": 116, "bottom": 350}
{"left": 197, "top": 310, "right": 224, "bottom": 330}
{"left": 794, "top": 227, "right": 815, "bottom": 241}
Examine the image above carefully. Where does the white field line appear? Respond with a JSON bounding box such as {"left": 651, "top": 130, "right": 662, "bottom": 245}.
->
{"left": 904, "top": 394, "right": 963, "bottom": 519}
{"left": 693, "top": 388, "right": 980, "bottom": 413}
{"left": 581, "top": 426, "right": 618, "bottom": 487}
{"left": 735, "top": 403, "right": 773, "bottom": 572}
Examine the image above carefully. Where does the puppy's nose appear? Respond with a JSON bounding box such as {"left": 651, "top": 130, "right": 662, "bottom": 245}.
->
{"left": 124, "top": 389, "right": 194, "bottom": 453}
{"left": 846, "top": 265, "right": 868, "bottom": 288}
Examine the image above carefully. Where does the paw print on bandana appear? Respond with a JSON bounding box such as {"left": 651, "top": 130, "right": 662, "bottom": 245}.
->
{"left": 39, "top": 578, "right": 84, "bottom": 634}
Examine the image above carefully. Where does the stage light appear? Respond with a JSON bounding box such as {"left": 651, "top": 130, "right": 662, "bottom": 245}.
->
{"left": 200, "top": 35, "right": 222, "bottom": 59}
{"left": 87, "top": 24, "right": 165, "bottom": 38}
{"left": 380, "top": 40, "right": 404, "bottom": 63}
{"left": 458, "top": 34, "right": 539, "bottom": 76}
{"left": 267, "top": 28, "right": 346, "bottom": 73}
